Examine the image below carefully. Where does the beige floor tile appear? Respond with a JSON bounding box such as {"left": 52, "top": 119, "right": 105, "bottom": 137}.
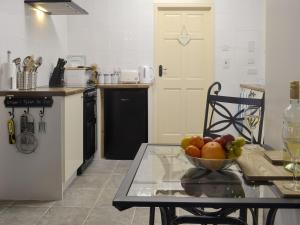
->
{"left": 37, "top": 207, "right": 89, "bottom": 225}
{"left": 113, "top": 160, "right": 132, "bottom": 174}
{"left": 95, "top": 187, "right": 118, "bottom": 208}
{"left": 83, "top": 160, "right": 118, "bottom": 174}
{"left": 54, "top": 188, "right": 101, "bottom": 208}
{"left": 132, "top": 207, "right": 161, "bottom": 225}
{"left": 0, "top": 207, "right": 7, "bottom": 215}
{"left": 84, "top": 207, "right": 134, "bottom": 225}
{"left": 0, "top": 206, "right": 48, "bottom": 225}
{"left": 70, "top": 174, "right": 110, "bottom": 189}
{"left": 105, "top": 174, "right": 126, "bottom": 189}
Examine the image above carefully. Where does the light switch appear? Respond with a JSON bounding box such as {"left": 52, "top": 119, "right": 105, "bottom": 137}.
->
{"left": 247, "top": 68, "right": 258, "bottom": 75}
{"left": 248, "top": 58, "right": 255, "bottom": 65}
{"left": 248, "top": 41, "right": 255, "bottom": 53}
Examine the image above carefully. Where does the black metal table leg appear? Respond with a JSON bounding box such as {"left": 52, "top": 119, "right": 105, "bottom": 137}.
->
{"left": 149, "top": 207, "right": 155, "bottom": 225}
{"left": 265, "top": 208, "right": 278, "bottom": 225}
{"left": 159, "top": 207, "right": 169, "bottom": 225}
{"left": 239, "top": 208, "right": 247, "bottom": 223}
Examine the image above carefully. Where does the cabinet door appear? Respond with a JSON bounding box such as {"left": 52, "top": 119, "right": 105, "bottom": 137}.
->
{"left": 64, "top": 93, "right": 83, "bottom": 183}
{"left": 104, "top": 89, "right": 148, "bottom": 159}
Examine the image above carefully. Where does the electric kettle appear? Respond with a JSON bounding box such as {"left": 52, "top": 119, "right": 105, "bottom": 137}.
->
{"left": 138, "top": 66, "right": 154, "bottom": 84}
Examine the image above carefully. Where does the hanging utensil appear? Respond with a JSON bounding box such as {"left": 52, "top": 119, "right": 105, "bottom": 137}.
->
{"left": 16, "top": 131, "right": 38, "bottom": 154}
{"left": 17, "top": 108, "right": 38, "bottom": 154}
{"left": 7, "top": 108, "right": 16, "bottom": 144}
{"left": 38, "top": 107, "right": 46, "bottom": 134}
{"left": 12, "top": 58, "right": 22, "bottom": 73}
{"left": 33, "top": 56, "right": 43, "bottom": 72}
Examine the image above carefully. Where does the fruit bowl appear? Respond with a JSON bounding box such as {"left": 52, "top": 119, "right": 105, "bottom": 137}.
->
{"left": 184, "top": 153, "right": 236, "bottom": 171}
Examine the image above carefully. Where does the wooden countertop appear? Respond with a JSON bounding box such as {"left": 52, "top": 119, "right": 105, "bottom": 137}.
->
{"left": 240, "top": 83, "right": 265, "bottom": 92}
{"left": 0, "top": 87, "right": 85, "bottom": 97}
{"left": 0, "top": 84, "right": 152, "bottom": 97}
{"left": 97, "top": 83, "right": 151, "bottom": 89}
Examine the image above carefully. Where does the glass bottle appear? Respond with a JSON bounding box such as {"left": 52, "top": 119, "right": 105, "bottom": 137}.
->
{"left": 283, "top": 81, "right": 300, "bottom": 172}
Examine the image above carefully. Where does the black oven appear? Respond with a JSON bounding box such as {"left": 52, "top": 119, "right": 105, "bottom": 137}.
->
{"left": 77, "top": 86, "right": 97, "bottom": 175}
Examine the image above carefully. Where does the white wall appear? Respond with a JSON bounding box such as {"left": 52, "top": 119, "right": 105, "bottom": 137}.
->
{"left": 214, "top": 0, "right": 265, "bottom": 96}
{"left": 68, "top": 0, "right": 265, "bottom": 97}
{"left": 67, "top": 0, "right": 153, "bottom": 73}
{"left": 264, "top": 1, "right": 300, "bottom": 224}
{"left": 0, "top": 0, "right": 68, "bottom": 87}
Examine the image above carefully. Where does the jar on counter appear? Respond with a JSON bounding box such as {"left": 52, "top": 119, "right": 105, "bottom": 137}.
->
{"left": 111, "top": 73, "right": 119, "bottom": 84}
{"left": 104, "top": 74, "right": 111, "bottom": 84}
{"left": 99, "top": 72, "right": 104, "bottom": 84}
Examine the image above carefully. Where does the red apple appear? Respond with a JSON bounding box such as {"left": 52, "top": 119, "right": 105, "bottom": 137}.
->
{"left": 214, "top": 137, "right": 226, "bottom": 147}
{"left": 221, "top": 134, "right": 235, "bottom": 145}
{"left": 203, "top": 136, "right": 213, "bottom": 144}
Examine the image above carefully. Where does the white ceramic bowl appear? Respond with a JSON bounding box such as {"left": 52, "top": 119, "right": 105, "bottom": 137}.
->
{"left": 184, "top": 153, "right": 236, "bottom": 171}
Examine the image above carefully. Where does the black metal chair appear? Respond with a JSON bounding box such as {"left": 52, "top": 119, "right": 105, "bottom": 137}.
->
{"left": 203, "top": 81, "right": 265, "bottom": 144}
{"left": 176, "top": 82, "right": 265, "bottom": 225}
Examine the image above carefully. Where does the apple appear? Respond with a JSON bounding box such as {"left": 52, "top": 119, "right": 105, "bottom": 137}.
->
{"left": 189, "top": 136, "right": 204, "bottom": 149}
{"left": 221, "top": 134, "right": 235, "bottom": 145}
{"left": 203, "top": 136, "right": 213, "bottom": 144}
{"left": 214, "top": 137, "right": 226, "bottom": 147}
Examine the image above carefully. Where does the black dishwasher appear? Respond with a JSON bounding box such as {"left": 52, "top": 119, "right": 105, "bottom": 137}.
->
{"left": 104, "top": 88, "right": 148, "bottom": 160}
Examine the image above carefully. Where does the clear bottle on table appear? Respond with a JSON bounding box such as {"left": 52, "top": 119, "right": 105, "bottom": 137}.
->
{"left": 283, "top": 80, "right": 300, "bottom": 173}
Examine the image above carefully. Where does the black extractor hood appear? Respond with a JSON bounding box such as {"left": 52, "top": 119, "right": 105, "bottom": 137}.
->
{"left": 24, "top": 0, "right": 88, "bottom": 15}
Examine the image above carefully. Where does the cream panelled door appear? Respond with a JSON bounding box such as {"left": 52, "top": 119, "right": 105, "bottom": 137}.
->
{"left": 154, "top": 6, "right": 213, "bottom": 143}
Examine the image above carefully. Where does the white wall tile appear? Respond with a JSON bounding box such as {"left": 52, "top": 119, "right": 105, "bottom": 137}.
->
{"left": 0, "top": 0, "right": 68, "bottom": 87}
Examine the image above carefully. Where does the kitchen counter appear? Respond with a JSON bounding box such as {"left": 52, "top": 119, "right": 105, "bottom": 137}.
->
{"left": 0, "top": 87, "right": 85, "bottom": 97}
{"left": 240, "top": 83, "right": 265, "bottom": 92}
{"left": 0, "top": 84, "right": 151, "bottom": 96}
{"left": 97, "top": 83, "right": 151, "bottom": 89}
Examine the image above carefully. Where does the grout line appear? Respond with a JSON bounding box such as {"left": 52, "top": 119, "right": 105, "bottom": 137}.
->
{"left": 33, "top": 205, "right": 52, "bottom": 225}
{"left": 81, "top": 173, "right": 113, "bottom": 225}
{"left": 130, "top": 208, "right": 137, "bottom": 225}
{"left": 111, "top": 160, "right": 120, "bottom": 174}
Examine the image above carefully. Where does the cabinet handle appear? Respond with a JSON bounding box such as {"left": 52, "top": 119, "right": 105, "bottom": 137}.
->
{"left": 120, "top": 98, "right": 129, "bottom": 101}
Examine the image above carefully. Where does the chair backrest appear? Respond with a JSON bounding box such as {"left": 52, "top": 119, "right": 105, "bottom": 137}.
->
{"left": 203, "top": 82, "right": 265, "bottom": 144}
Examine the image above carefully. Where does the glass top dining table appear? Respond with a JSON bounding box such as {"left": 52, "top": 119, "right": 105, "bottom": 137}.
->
{"left": 113, "top": 144, "right": 300, "bottom": 225}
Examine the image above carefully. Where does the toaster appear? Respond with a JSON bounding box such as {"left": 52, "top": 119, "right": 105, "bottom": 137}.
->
{"left": 119, "top": 70, "right": 139, "bottom": 83}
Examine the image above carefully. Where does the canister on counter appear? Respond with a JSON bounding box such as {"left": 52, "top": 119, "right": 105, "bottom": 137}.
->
{"left": 104, "top": 74, "right": 111, "bottom": 84}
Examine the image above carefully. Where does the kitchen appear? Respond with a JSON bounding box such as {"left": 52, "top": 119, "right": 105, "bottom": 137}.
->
{"left": 0, "top": 0, "right": 299, "bottom": 225}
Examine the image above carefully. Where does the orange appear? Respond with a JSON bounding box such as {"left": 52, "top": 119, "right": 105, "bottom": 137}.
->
{"left": 189, "top": 136, "right": 205, "bottom": 149}
{"left": 201, "top": 141, "right": 225, "bottom": 159}
{"left": 185, "top": 145, "right": 201, "bottom": 158}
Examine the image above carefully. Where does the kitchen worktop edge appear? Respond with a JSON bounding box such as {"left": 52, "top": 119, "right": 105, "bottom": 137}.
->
{"left": 97, "top": 83, "right": 151, "bottom": 89}
{"left": 0, "top": 87, "right": 85, "bottom": 97}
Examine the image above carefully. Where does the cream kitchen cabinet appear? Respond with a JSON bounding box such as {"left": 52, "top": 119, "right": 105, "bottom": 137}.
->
{"left": 0, "top": 88, "right": 84, "bottom": 200}
{"left": 63, "top": 93, "right": 83, "bottom": 185}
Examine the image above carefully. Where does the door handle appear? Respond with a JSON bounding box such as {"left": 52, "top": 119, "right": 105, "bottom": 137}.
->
{"left": 159, "top": 65, "right": 167, "bottom": 77}
{"left": 159, "top": 65, "right": 163, "bottom": 77}
{"left": 158, "top": 65, "right": 167, "bottom": 77}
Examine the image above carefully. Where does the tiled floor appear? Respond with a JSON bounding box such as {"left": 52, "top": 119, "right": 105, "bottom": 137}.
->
{"left": 0, "top": 159, "right": 159, "bottom": 225}
{"left": 0, "top": 159, "right": 261, "bottom": 225}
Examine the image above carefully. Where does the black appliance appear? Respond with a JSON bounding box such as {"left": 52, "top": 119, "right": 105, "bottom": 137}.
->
{"left": 77, "top": 86, "right": 97, "bottom": 175}
{"left": 49, "top": 58, "right": 66, "bottom": 87}
{"left": 104, "top": 89, "right": 148, "bottom": 160}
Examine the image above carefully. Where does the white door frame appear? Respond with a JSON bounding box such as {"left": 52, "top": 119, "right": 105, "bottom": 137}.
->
{"left": 152, "top": 3, "right": 215, "bottom": 142}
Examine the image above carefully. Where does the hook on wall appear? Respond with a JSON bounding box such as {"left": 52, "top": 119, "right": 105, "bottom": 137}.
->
{"left": 24, "top": 107, "right": 30, "bottom": 114}
{"left": 8, "top": 107, "right": 15, "bottom": 119}
{"left": 40, "top": 106, "right": 45, "bottom": 117}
